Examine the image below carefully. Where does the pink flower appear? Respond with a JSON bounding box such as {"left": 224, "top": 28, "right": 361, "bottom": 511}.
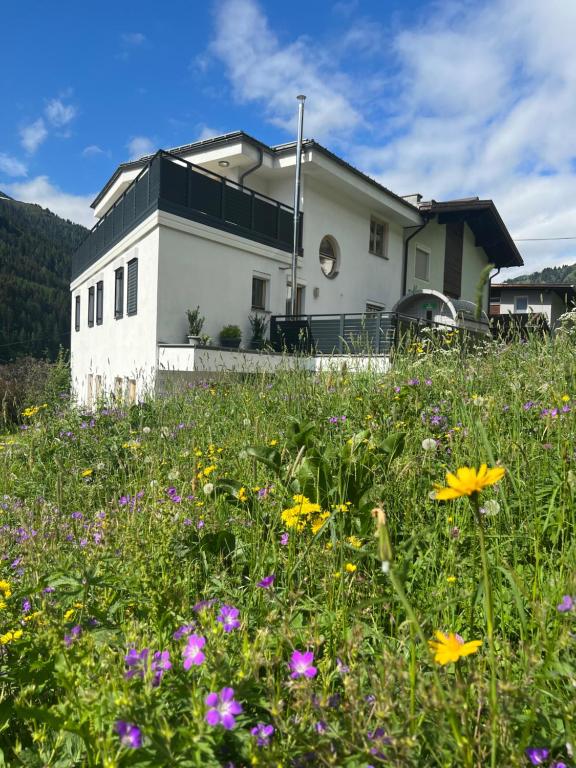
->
{"left": 289, "top": 650, "right": 317, "bottom": 679}
{"left": 205, "top": 687, "right": 243, "bottom": 729}
{"left": 182, "top": 634, "right": 206, "bottom": 669}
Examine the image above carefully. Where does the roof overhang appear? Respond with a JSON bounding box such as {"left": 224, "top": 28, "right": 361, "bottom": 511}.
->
{"left": 419, "top": 199, "right": 523, "bottom": 268}
{"left": 492, "top": 283, "right": 576, "bottom": 302}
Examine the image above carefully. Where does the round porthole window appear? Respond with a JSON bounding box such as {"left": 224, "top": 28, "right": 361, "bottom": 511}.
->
{"left": 319, "top": 236, "right": 339, "bottom": 278}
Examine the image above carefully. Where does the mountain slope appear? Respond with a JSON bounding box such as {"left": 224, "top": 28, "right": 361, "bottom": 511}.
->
{"left": 504, "top": 262, "right": 576, "bottom": 284}
{"left": 0, "top": 196, "right": 88, "bottom": 362}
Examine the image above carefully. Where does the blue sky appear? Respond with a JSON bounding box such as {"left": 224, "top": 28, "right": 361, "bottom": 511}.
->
{"left": 2, "top": 0, "right": 576, "bottom": 276}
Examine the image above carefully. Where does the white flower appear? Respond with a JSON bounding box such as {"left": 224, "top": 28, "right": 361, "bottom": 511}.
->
{"left": 168, "top": 470, "right": 180, "bottom": 481}
{"left": 243, "top": 418, "right": 251, "bottom": 427}
{"left": 203, "top": 483, "right": 214, "bottom": 495}
{"left": 142, "top": 426, "right": 151, "bottom": 434}
{"left": 96, "top": 462, "right": 105, "bottom": 471}
{"left": 421, "top": 438, "right": 437, "bottom": 452}
{"left": 480, "top": 499, "right": 500, "bottom": 516}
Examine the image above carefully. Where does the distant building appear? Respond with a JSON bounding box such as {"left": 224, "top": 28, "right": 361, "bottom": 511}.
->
{"left": 489, "top": 283, "right": 576, "bottom": 330}
{"left": 70, "top": 131, "right": 522, "bottom": 405}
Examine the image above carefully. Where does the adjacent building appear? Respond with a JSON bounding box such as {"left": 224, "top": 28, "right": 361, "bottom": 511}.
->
{"left": 70, "top": 131, "right": 523, "bottom": 405}
{"left": 490, "top": 282, "right": 576, "bottom": 330}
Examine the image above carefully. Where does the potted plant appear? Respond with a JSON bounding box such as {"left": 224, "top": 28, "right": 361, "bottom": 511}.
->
{"left": 219, "top": 324, "right": 242, "bottom": 349}
{"left": 186, "top": 307, "right": 205, "bottom": 346}
{"left": 248, "top": 313, "right": 269, "bottom": 350}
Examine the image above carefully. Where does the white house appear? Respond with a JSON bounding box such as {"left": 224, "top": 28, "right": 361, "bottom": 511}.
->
{"left": 70, "top": 131, "right": 523, "bottom": 405}
{"left": 490, "top": 283, "right": 576, "bottom": 330}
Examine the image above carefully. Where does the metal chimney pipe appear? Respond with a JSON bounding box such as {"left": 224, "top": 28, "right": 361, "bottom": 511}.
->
{"left": 290, "top": 95, "right": 306, "bottom": 316}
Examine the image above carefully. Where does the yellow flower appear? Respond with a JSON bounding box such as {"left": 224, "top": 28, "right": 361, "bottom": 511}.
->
{"left": 347, "top": 535, "right": 362, "bottom": 548}
{"left": 333, "top": 571, "right": 341, "bottom": 579}
{"left": 434, "top": 465, "right": 505, "bottom": 500}
{"left": 428, "top": 631, "right": 482, "bottom": 665}
{"left": 345, "top": 563, "right": 357, "bottom": 573}
{"left": 237, "top": 487, "right": 248, "bottom": 502}
{"left": 0, "top": 632, "right": 14, "bottom": 644}
{"left": 310, "top": 511, "right": 330, "bottom": 534}
{"left": 446, "top": 576, "right": 457, "bottom": 583}
{"left": 12, "top": 629, "right": 22, "bottom": 640}
{"left": 203, "top": 464, "right": 217, "bottom": 477}
{"left": 64, "top": 609, "right": 74, "bottom": 621}
{"left": 269, "top": 439, "right": 278, "bottom": 446}
{"left": 81, "top": 469, "right": 93, "bottom": 477}
{"left": 0, "top": 580, "right": 12, "bottom": 598}
{"left": 561, "top": 394, "right": 570, "bottom": 402}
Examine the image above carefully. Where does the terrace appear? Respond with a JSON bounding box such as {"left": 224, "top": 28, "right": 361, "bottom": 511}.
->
{"left": 72, "top": 151, "right": 302, "bottom": 280}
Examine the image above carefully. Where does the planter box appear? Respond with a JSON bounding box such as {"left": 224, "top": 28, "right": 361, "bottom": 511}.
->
{"left": 220, "top": 337, "right": 241, "bottom": 349}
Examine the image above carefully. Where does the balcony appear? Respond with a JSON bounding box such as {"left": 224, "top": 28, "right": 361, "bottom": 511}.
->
{"left": 72, "top": 152, "right": 303, "bottom": 280}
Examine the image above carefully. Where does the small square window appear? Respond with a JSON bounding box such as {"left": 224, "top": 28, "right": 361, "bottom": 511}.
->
{"left": 369, "top": 218, "right": 388, "bottom": 257}
{"left": 252, "top": 276, "right": 267, "bottom": 310}
{"left": 515, "top": 296, "right": 529, "bottom": 312}
{"left": 415, "top": 247, "right": 430, "bottom": 281}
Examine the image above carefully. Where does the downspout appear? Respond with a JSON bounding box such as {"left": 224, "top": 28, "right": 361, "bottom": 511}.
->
{"left": 239, "top": 146, "right": 263, "bottom": 186}
{"left": 488, "top": 266, "right": 500, "bottom": 317}
{"left": 402, "top": 215, "right": 430, "bottom": 297}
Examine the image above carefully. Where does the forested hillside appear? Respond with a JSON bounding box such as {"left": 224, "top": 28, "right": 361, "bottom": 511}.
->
{"left": 504, "top": 262, "right": 576, "bottom": 284}
{"left": 0, "top": 193, "right": 88, "bottom": 362}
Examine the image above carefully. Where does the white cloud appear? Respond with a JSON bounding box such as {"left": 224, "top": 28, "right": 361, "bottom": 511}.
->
{"left": 20, "top": 118, "right": 48, "bottom": 154}
{"left": 126, "top": 136, "right": 155, "bottom": 160}
{"left": 210, "top": 0, "right": 363, "bottom": 140}
{"left": 194, "top": 124, "right": 222, "bottom": 142}
{"left": 121, "top": 32, "right": 146, "bottom": 46}
{"left": 82, "top": 144, "right": 106, "bottom": 157}
{"left": 0, "top": 153, "right": 27, "bottom": 177}
{"left": 45, "top": 98, "right": 77, "bottom": 128}
{"left": 3, "top": 176, "right": 95, "bottom": 227}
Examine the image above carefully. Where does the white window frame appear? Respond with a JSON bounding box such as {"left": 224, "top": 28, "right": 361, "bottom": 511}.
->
{"left": 414, "top": 245, "right": 430, "bottom": 282}
{"left": 514, "top": 295, "right": 529, "bottom": 313}
{"left": 369, "top": 217, "right": 388, "bottom": 258}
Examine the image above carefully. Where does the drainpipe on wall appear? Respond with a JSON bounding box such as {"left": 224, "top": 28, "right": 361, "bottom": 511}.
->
{"left": 290, "top": 94, "right": 306, "bottom": 316}
{"left": 239, "top": 146, "right": 263, "bottom": 186}
{"left": 488, "top": 267, "right": 500, "bottom": 317}
{"left": 402, "top": 216, "right": 430, "bottom": 297}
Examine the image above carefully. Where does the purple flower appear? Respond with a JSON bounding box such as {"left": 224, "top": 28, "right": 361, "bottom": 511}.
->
{"left": 257, "top": 575, "right": 275, "bottom": 588}
{"left": 336, "top": 657, "right": 349, "bottom": 676}
{"left": 280, "top": 532, "right": 289, "bottom": 546}
{"left": 116, "top": 720, "right": 142, "bottom": 748}
{"left": 193, "top": 598, "right": 217, "bottom": 613}
{"left": 289, "top": 650, "right": 317, "bottom": 679}
{"left": 173, "top": 624, "right": 195, "bottom": 640}
{"left": 151, "top": 650, "right": 171, "bottom": 685}
{"left": 182, "top": 634, "right": 206, "bottom": 669}
{"left": 205, "top": 687, "right": 243, "bottom": 729}
{"left": 251, "top": 722, "right": 274, "bottom": 747}
{"left": 525, "top": 748, "right": 549, "bottom": 765}
{"left": 22, "top": 599, "right": 31, "bottom": 613}
{"left": 124, "top": 648, "right": 149, "bottom": 679}
{"left": 217, "top": 605, "right": 240, "bottom": 632}
{"left": 315, "top": 720, "right": 328, "bottom": 733}
{"left": 557, "top": 595, "right": 574, "bottom": 612}
{"left": 64, "top": 625, "right": 82, "bottom": 647}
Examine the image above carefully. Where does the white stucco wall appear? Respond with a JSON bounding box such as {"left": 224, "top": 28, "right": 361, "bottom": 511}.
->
{"left": 294, "top": 176, "right": 405, "bottom": 315}
{"left": 406, "top": 220, "right": 490, "bottom": 308}
{"left": 156, "top": 212, "right": 292, "bottom": 346}
{"left": 70, "top": 217, "right": 160, "bottom": 406}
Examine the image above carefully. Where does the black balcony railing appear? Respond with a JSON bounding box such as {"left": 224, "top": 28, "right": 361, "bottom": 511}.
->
{"left": 72, "top": 152, "right": 303, "bottom": 280}
{"left": 270, "top": 312, "right": 488, "bottom": 354}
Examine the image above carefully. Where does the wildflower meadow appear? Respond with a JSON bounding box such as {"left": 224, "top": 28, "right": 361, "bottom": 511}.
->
{"left": 0, "top": 334, "right": 575, "bottom": 767}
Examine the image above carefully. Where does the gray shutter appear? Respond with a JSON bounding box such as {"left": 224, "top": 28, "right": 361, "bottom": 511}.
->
{"left": 75, "top": 296, "right": 80, "bottom": 331}
{"left": 96, "top": 281, "right": 104, "bottom": 325}
{"left": 88, "top": 287, "right": 95, "bottom": 326}
{"left": 115, "top": 268, "right": 124, "bottom": 318}
{"left": 127, "top": 258, "right": 138, "bottom": 315}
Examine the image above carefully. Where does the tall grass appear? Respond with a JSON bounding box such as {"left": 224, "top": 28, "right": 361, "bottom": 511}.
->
{"left": 0, "top": 335, "right": 574, "bottom": 767}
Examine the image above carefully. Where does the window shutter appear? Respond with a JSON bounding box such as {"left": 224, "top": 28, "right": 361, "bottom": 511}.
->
{"left": 96, "top": 281, "right": 104, "bottom": 325}
{"left": 443, "top": 221, "right": 463, "bottom": 298}
{"left": 75, "top": 296, "right": 81, "bottom": 331}
{"left": 127, "top": 258, "right": 138, "bottom": 316}
{"left": 115, "top": 267, "right": 124, "bottom": 318}
{"left": 88, "top": 287, "right": 95, "bottom": 327}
